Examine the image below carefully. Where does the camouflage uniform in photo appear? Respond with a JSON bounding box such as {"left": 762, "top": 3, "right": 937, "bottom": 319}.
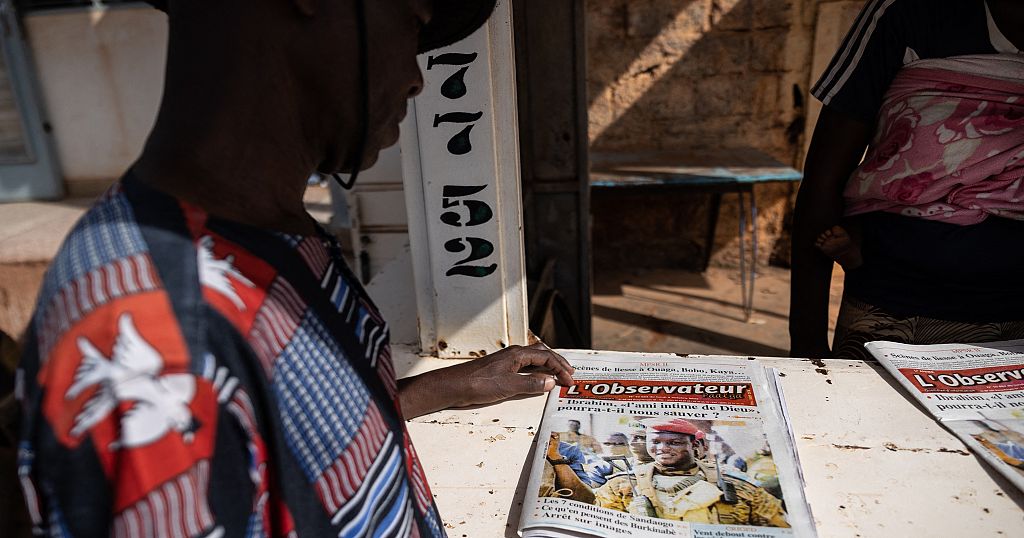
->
{"left": 561, "top": 430, "right": 602, "bottom": 453}
{"left": 745, "top": 452, "right": 782, "bottom": 497}
{"left": 595, "top": 460, "right": 789, "bottom": 527}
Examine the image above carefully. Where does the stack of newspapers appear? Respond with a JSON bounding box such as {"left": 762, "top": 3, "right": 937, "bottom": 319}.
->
{"left": 517, "top": 351, "right": 817, "bottom": 538}
{"left": 865, "top": 339, "right": 1024, "bottom": 492}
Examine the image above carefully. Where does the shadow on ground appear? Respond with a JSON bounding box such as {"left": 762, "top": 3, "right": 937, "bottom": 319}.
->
{"left": 591, "top": 265, "right": 844, "bottom": 357}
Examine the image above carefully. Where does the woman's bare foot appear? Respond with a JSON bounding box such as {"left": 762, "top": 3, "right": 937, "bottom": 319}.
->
{"left": 815, "top": 225, "right": 863, "bottom": 269}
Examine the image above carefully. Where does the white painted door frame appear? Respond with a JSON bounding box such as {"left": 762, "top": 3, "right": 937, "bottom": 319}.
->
{"left": 401, "top": 0, "right": 528, "bottom": 358}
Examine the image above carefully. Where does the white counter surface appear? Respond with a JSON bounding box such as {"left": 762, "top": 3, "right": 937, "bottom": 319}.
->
{"left": 395, "top": 349, "right": 1024, "bottom": 537}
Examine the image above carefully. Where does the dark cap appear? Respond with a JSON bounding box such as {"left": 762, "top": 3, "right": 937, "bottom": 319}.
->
{"left": 417, "top": 0, "right": 497, "bottom": 53}
{"left": 141, "top": 0, "right": 497, "bottom": 54}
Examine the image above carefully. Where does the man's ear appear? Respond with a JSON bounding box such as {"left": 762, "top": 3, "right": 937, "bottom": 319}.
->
{"left": 290, "top": 0, "right": 316, "bottom": 17}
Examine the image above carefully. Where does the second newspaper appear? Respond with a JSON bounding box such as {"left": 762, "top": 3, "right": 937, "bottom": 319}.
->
{"left": 866, "top": 339, "right": 1024, "bottom": 492}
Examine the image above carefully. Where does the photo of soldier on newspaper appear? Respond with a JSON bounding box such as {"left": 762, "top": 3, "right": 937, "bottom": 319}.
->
{"left": 539, "top": 413, "right": 790, "bottom": 528}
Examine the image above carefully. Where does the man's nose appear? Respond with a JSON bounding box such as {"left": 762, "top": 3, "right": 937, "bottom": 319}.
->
{"left": 409, "top": 68, "right": 425, "bottom": 98}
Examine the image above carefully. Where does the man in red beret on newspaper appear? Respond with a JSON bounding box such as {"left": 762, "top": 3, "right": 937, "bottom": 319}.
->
{"left": 594, "top": 418, "right": 789, "bottom": 527}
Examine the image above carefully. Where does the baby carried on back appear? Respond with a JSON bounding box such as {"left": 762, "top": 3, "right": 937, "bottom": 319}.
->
{"left": 818, "top": 54, "right": 1024, "bottom": 269}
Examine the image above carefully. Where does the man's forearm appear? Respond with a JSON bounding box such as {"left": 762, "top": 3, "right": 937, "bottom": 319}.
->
{"left": 398, "top": 369, "right": 463, "bottom": 420}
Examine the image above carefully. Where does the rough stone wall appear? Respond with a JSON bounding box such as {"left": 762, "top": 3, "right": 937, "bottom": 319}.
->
{"left": 587, "top": 0, "right": 822, "bottom": 270}
{"left": 0, "top": 51, "right": 28, "bottom": 162}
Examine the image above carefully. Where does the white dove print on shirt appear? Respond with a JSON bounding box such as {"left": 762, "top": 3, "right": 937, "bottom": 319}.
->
{"left": 197, "top": 235, "right": 255, "bottom": 310}
{"left": 66, "top": 312, "right": 198, "bottom": 449}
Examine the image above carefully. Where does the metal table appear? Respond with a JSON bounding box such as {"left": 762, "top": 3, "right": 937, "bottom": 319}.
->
{"left": 589, "top": 149, "right": 802, "bottom": 321}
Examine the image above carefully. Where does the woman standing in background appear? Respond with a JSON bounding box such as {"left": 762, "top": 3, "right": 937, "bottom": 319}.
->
{"left": 790, "top": 0, "right": 1024, "bottom": 360}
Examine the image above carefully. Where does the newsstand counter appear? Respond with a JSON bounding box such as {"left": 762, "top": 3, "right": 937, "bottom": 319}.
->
{"left": 394, "top": 347, "right": 1024, "bottom": 537}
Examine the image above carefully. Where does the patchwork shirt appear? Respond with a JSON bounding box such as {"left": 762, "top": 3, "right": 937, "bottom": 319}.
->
{"left": 17, "top": 175, "right": 444, "bottom": 537}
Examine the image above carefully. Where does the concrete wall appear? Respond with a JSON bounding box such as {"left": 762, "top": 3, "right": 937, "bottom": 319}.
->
{"left": 586, "top": 0, "right": 850, "bottom": 270}
{"left": 0, "top": 49, "right": 28, "bottom": 161}
{"left": 24, "top": 6, "right": 167, "bottom": 196}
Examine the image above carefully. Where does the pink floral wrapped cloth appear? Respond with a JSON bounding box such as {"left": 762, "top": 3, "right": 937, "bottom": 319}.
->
{"left": 844, "top": 54, "right": 1024, "bottom": 225}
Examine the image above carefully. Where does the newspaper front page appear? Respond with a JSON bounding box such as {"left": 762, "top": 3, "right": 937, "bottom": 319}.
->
{"left": 866, "top": 340, "right": 1024, "bottom": 491}
{"left": 518, "top": 351, "right": 816, "bottom": 538}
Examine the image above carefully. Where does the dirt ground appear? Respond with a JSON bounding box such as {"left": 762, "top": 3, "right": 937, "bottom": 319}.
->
{"left": 592, "top": 264, "right": 845, "bottom": 357}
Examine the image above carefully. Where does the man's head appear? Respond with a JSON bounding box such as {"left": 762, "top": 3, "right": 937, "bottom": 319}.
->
{"left": 144, "top": 0, "right": 494, "bottom": 55}
{"left": 567, "top": 420, "right": 581, "bottom": 433}
{"left": 147, "top": 0, "right": 494, "bottom": 178}
{"left": 644, "top": 418, "right": 705, "bottom": 470}
{"left": 693, "top": 437, "right": 709, "bottom": 461}
{"left": 627, "top": 423, "right": 653, "bottom": 463}
{"left": 602, "top": 433, "right": 629, "bottom": 457}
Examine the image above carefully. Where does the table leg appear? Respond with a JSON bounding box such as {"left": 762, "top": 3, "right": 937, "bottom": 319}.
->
{"left": 736, "top": 186, "right": 758, "bottom": 322}
{"left": 748, "top": 188, "right": 758, "bottom": 322}
{"left": 703, "top": 192, "right": 722, "bottom": 272}
{"left": 738, "top": 189, "right": 748, "bottom": 320}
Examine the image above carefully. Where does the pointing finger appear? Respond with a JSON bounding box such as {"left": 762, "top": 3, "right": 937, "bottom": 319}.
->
{"left": 527, "top": 342, "right": 574, "bottom": 375}
{"left": 511, "top": 348, "right": 574, "bottom": 386}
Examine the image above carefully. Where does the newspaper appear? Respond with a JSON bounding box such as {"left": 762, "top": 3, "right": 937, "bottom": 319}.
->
{"left": 866, "top": 339, "right": 1024, "bottom": 491}
{"left": 517, "top": 350, "right": 817, "bottom": 538}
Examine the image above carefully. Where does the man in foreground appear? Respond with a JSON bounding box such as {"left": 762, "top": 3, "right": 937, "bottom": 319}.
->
{"left": 627, "top": 420, "right": 655, "bottom": 465}
{"left": 17, "top": 1, "right": 573, "bottom": 536}
{"left": 594, "top": 419, "right": 788, "bottom": 527}
{"left": 561, "top": 419, "right": 602, "bottom": 454}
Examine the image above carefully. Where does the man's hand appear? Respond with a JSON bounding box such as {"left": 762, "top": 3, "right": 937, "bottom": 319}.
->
{"left": 398, "top": 343, "right": 574, "bottom": 419}
{"left": 441, "top": 343, "right": 575, "bottom": 407}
